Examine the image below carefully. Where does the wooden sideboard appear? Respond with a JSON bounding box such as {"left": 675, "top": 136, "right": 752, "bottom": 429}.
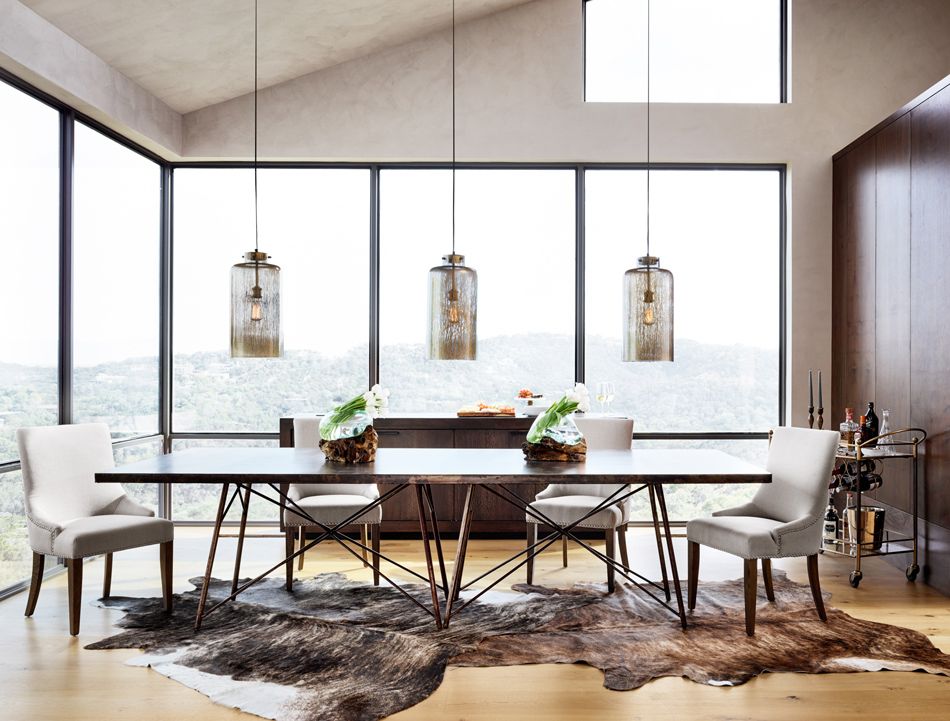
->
{"left": 279, "top": 415, "right": 545, "bottom": 534}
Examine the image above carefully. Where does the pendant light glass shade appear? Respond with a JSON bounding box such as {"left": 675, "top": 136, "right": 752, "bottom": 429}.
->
{"left": 623, "top": 255, "right": 673, "bottom": 362}
{"left": 427, "top": 253, "right": 477, "bottom": 360}
{"left": 231, "top": 250, "right": 282, "bottom": 358}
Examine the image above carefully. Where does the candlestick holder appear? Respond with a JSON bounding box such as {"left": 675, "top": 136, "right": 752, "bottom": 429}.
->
{"left": 808, "top": 405, "right": 815, "bottom": 429}
{"left": 817, "top": 406, "right": 824, "bottom": 430}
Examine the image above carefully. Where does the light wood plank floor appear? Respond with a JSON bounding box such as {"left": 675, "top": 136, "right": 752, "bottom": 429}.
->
{"left": 2, "top": 527, "right": 948, "bottom": 720}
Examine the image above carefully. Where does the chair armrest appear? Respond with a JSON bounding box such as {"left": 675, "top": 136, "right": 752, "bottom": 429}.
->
{"left": 770, "top": 515, "right": 823, "bottom": 555}
{"left": 712, "top": 502, "right": 760, "bottom": 518}
{"left": 26, "top": 512, "right": 63, "bottom": 555}
{"left": 109, "top": 495, "right": 156, "bottom": 517}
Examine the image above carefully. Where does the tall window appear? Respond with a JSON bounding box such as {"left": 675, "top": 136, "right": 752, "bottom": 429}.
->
{"left": 585, "top": 168, "right": 780, "bottom": 516}
{"left": 585, "top": 0, "right": 784, "bottom": 102}
{"left": 173, "top": 168, "right": 369, "bottom": 433}
{"left": 379, "top": 169, "right": 576, "bottom": 411}
{"left": 73, "top": 123, "right": 161, "bottom": 439}
{"left": 0, "top": 80, "right": 59, "bottom": 588}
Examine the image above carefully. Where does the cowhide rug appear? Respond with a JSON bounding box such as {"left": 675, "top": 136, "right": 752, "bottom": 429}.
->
{"left": 88, "top": 571, "right": 950, "bottom": 721}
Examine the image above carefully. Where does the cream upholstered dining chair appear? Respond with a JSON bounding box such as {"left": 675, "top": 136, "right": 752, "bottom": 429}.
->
{"left": 525, "top": 416, "right": 634, "bottom": 591}
{"left": 284, "top": 416, "right": 381, "bottom": 589}
{"left": 686, "top": 426, "right": 839, "bottom": 635}
{"left": 16, "top": 423, "right": 174, "bottom": 635}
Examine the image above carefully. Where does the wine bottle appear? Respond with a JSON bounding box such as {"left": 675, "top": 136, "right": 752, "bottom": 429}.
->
{"left": 864, "top": 402, "right": 879, "bottom": 447}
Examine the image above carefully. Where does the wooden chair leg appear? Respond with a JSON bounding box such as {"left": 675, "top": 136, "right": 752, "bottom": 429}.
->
{"left": 617, "top": 524, "right": 630, "bottom": 570}
{"left": 102, "top": 552, "right": 113, "bottom": 599}
{"left": 24, "top": 552, "right": 44, "bottom": 617}
{"left": 743, "top": 558, "right": 757, "bottom": 636}
{"left": 562, "top": 535, "right": 568, "bottom": 567}
{"left": 605, "top": 528, "right": 615, "bottom": 592}
{"left": 160, "top": 540, "right": 173, "bottom": 612}
{"left": 297, "top": 527, "right": 306, "bottom": 571}
{"left": 371, "top": 524, "right": 380, "bottom": 586}
{"left": 361, "top": 525, "right": 369, "bottom": 567}
{"left": 806, "top": 554, "right": 827, "bottom": 622}
{"left": 687, "top": 541, "right": 700, "bottom": 611}
{"left": 762, "top": 558, "right": 775, "bottom": 602}
{"left": 526, "top": 523, "right": 537, "bottom": 584}
{"left": 285, "top": 529, "right": 295, "bottom": 591}
{"left": 67, "top": 558, "right": 83, "bottom": 636}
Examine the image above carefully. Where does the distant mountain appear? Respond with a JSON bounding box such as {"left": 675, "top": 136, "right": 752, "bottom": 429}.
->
{"left": 1, "top": 334, "right": 778, "bottom": 447}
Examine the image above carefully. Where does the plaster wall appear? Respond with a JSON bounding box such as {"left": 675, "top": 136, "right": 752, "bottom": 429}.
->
{"left": 0, "top": 0, "right": 181, "bottom": 155}
{"left": 181, "top": 0, "right": 950, "bottom": 427}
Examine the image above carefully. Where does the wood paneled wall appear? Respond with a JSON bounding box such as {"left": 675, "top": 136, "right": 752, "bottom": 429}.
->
{"left": 833, "top": 77, "right": 950, "bottom": 595}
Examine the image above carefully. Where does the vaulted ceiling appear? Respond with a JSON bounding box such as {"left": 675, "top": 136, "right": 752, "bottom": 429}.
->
{"left": 21, "top": 0, "right": 533, "bottom": 113}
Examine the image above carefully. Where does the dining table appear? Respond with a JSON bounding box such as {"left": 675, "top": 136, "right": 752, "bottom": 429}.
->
{"left": 96, "top": 447, "right": 771, "bottom": 631}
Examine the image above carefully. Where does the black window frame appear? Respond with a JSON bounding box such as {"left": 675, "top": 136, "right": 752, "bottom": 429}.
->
{"left": 0, "top": 68, "right": 786, "bottom": 540}
{"left": 582, "top": 0, "right": 789, "bottom": 104}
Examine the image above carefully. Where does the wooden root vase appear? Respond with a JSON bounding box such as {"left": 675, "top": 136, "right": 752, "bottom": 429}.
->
{"left": 319, "top": 425, "right": 379, "bottom": 463}
{"left": 522, "top": 436, "right": 587, "bottom": 462}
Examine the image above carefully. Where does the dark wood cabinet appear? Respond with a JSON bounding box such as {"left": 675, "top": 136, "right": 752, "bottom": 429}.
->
{"left": 376, "top": 429, "right": 455, "bottom": 525}
{"left": 280, "top": 415, "right": 535, "bottom": 534}
{"left": 832, "top": 74, "right": 950, "bottom": 594}
{"left": 454, "top": 429, "right": 543, "bottom": 527}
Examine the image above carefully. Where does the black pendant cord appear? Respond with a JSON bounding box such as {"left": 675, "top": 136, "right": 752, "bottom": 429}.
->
{"left": 645, "top": 0, "right": 651, "bottom": 262}
{"left": 451, "top": 0, "right": 456, "bottom": 259}
{"left": 253, "top": 0, "right": 259, "bottom": 256}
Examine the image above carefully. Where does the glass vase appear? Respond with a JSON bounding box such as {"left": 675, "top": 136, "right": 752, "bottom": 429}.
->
{"left": 527, "top": 411, "right": 584, "bottom": 446}
{"left": 877, "top": 409, "right": 894, "bottom": 453}
{"left": 319, "top": 409, "right": 372, "bottom": 441}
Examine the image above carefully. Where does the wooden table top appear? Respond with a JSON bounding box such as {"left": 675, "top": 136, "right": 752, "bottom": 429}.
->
{"left": 96, "top": 447, "right": 770, "bottom": 486}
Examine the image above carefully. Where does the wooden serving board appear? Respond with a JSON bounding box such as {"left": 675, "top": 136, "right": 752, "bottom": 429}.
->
{"left": 457, "top": 410, "right": 516, "bottom": 417}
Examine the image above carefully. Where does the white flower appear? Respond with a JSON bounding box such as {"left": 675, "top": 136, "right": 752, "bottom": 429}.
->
{"left": 566, "top": 383, "right": 590, "bottom": 413}
{"left": 362, "top": 391, "right": 375, "bottom": 407}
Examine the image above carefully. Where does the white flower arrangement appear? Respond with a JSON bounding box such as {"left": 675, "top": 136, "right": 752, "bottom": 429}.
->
{"left": 320, "top": 384, "right": 390, "bottom": 440}
{"left": 363, "top": 383, "right": 390, "bottom": 420}
{"left": 526, "top": 383, "right": 589, "bottom": 444}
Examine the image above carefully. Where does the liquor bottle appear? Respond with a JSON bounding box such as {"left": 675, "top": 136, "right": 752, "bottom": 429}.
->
{"left": 823, "top": 502, "right": 839, "bottom": 549}
{"left": 839, "top": 408, "right": 858, "bottom": 447}
{"left": 864, "top": 402, "right": 879, "bottom": 447}
{"left": 855, "top": 416, "right": 865, "bottom": 447}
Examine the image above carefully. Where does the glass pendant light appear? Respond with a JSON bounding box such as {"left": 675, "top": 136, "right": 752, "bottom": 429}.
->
{"left": 623, "top": 0, "right": 673, "bottom": 362}
{"left": 427, "top": 0, "right": 477, "bottom": 360}
{"left": 230, "top": 0, "right": 282, "bottom": 358}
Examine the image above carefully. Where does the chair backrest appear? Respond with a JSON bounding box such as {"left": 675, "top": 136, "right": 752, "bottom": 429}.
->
{"left": 291, "top": 416, "right": 378, "bottom": 499}
{"left": 540, "top": 417, "right": 633, "bottom": 499}
{"left": 16, "top": 423, "right": 126, "bottom": 525}
{"left": 751, "top": 426, "right": 840, "bottom": 524}
{"left": 574, "top": 416, "right": 634, "bottom": 451}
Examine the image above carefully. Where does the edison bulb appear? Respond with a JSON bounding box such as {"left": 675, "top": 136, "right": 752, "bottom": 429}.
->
{"left": 642, "top": 304, "right": 655, "bottom": 326}
{"left": 446, "top": 287, "right": 460, "bottom": 324}
{"left": 250, "top": 300, "right": 263, "bottom": 322}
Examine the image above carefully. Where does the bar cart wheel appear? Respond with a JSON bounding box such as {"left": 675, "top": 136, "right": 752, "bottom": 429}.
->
{"left": 849, "top": 570, "right": 863, "bottom": 588}
{"left": 906, "top": 564, "right": 920, "bottom": 582}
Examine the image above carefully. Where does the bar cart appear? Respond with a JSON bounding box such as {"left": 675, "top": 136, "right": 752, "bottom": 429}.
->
{"left": 822, "top": 428, "right": 927, "bottom": 588}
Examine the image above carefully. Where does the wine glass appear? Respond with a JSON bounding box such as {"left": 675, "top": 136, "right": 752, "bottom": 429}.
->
{"left": 596, "top": 382, "right": 615, "bottom": 414}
